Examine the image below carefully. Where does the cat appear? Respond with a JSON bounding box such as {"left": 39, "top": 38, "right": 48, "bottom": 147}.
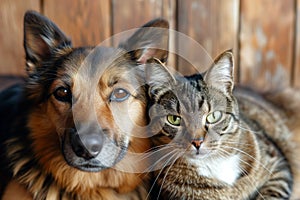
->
{"left": 145, "top": 50, "right": 297, "bottom": 200}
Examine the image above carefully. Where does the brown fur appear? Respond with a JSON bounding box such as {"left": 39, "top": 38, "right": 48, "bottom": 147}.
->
{"left": 0, "top": 11, "right": 169, "bottom": 199}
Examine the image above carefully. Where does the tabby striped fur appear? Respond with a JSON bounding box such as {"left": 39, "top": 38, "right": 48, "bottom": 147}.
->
{"left": 147, "top": 51, "right": 296, "bottom": 199}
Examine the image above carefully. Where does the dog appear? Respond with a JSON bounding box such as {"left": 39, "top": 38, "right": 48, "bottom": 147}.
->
{"left": 0, "top": 11, "right": 169, "bottom": 199}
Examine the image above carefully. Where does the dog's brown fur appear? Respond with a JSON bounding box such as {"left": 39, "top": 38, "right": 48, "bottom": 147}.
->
{"left": 0, "top": 11, "right": 169, "bottom": 199}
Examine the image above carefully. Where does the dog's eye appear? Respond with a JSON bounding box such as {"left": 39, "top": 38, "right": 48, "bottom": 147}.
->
{"left": 53, "top": 87, "right": 72, "bottom": 102}
{"left": 110, "top": 88, "right": 130, "bottom": 102}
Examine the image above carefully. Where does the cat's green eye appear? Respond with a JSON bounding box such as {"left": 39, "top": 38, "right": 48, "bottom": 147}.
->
{"left": 206, "top": 111, "right": 223, "bottom": 124}
{"left": 167, "top": 115, "right": 181, "bottom": 126}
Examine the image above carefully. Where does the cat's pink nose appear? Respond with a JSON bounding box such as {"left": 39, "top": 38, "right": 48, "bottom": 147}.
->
{"left": 191, "top": 139, "right": 203, "bottom": 150}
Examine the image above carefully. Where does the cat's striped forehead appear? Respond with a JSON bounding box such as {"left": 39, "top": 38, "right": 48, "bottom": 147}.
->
{"left": 178, "top": 75, "right": 208, "bottom": 113}
{"left": 154, "top": 73, "right": 233, "bottom": 114}
{"left": 154, "top": 75, "right": 208, "bottom": 114}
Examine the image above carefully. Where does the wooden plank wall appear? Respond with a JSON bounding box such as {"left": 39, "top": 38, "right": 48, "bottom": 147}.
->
{"left": 295, "top": 0, "right": 300, "bottom": 87}
{"left": 44, "top": 0, "right": 111, "bottom": 47}
{"left": 177, "top": 0, "right": 239, "bottom": 77}
{"left": 0, "top": 0, "right": 40, "bottom": 75}
{"left": 239, "top": 0, "right": 295, "bottom": 90}
{"left": 0, "top": 0, "right": 299, "bottom": 90}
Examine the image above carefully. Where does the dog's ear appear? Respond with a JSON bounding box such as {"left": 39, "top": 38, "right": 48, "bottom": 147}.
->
{"left": 119, "top": 18, "right": 169, "bottom": 64}
{"left": 24, "top": 10, "right": 72, "bottom": 73}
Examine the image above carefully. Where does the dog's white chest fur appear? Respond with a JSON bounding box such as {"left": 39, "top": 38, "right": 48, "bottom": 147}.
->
{"left": 189, "top": 155, "right": 240, "bottom": 185}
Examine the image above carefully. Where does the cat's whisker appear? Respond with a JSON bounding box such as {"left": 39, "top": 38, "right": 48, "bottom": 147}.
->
{"left": 221, "top": 140, "right": 255, "bottom": 147}
{"left": 222, "top": 145, "right": 273, "bottom": 176}
{"left": 220, "top": 145, "right": 277, "bottom": 196}
{"left": 147, "top": 144, "right": 169, "bottom": 152}
{"left": 216, "top": 149, "right": 267, "bottom": 200}
{"left": 156, "top": 151, "right": 183, "bottom": 200}
{"left": 218, "top": 148, "right": 253, "bottom": 168}
{"left": 146, "top": 143, "right": 179, "bottom": 152}
{"left": 237, "top": 167, "right": 266, "bottom": 200}
{"left": 146, "top": 150, "right": 180, "bottom": 200}
{"left": 142, "top": 147, "right": 181, "bottom": 172}
{"left": 235, "top": 123, "right": 261, "bottom": 133}
{"left": 143, "top": 145, "right": 174, "bottom": 157}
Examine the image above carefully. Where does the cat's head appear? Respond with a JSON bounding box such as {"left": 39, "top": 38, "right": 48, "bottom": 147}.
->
{"left": 147, "top": 50, "right": 240, "bottom": 160}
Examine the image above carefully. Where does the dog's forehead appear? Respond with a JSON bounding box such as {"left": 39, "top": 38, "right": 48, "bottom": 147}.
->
{"left": 85, "top": 47, "right": 139, "bottom": 85}
{"left": 64, "top": 47, "right": 124, "bottom": 67}
{"left": 68, "top": 46, "right": 138, "bottom": 90}
{"left": 87, "top": 47, "right": 125, "bottom": 65}
{"left": 60, "top": 46, "right": 128, "bottom": 81}
{"left": 79, "top": 47, "right": 128, "bottom": 74}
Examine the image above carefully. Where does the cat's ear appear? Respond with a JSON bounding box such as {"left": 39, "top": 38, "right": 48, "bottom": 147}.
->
{"left": 145, "top": 59, "right": 176, "bottom": 97}
{"left": 24, "top": 11, "right": 72, "bottom": 73}
{"left": 119, "top": 18, "right": 169, "bottom": 64}
{"left": 204, "top": 50, "right": 234, "bottom": 94}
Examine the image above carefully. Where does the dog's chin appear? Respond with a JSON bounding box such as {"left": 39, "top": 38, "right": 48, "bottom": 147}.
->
{"left": 62, "top": 132, "right": 129, "bottom": 172}
{"left": 64, "top": 155, "right": 107, "bottom": 172}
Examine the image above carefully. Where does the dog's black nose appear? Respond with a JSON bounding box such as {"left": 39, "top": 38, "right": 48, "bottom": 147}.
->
{"left": 70, "top": 129, "right": 103, "bottom": 159}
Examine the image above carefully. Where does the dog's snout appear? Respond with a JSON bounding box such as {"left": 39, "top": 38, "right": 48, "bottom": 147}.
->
{"left": 84, "top": 136, "right": 102, "bottom": 157}
{"left": 69, "top": 129, "right": 103, "bottom": 159}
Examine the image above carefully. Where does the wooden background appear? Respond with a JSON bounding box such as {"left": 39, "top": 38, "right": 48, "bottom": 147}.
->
{"left": 0, "top": 0, "right": 299, "bottom": 90}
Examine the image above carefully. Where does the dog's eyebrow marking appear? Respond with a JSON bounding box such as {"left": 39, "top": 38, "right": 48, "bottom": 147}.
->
{"left": 108, "top": 79, "right": 118, "bottom": 87}
{"left": 60, "top": 73, "right": 73, "bottom": 86}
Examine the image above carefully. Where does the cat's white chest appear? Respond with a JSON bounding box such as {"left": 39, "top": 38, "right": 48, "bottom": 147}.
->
{"left": 189, "top": 155, "right": 240, "bottom": 185}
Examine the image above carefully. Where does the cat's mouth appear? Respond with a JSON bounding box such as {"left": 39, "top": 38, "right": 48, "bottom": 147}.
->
{"left": 187, "top": 145, "right": 212, "bottom": 158}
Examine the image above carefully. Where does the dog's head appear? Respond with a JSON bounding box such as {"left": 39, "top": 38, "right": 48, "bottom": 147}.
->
{"left": 23, "top": 11, "right": 168, "bottom": 192}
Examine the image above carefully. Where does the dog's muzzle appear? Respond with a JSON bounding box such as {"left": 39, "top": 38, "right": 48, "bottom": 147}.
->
{"left": 69, "top": 128, "right": 103, "bottom": 159}
{"left": 62, "top": 124, "right": 129, "bottom": 172}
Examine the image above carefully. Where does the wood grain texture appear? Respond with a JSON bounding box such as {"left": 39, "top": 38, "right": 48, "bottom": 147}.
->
{"left": 177, "top": 0, "right": 239, "bottom": 76}
{"left": 239, "top": 0, "right": 295, "bottom": 90}
{"left": 0, "top": 0, "right": 40, "bottom": 75}
{"left": 294, "top": 0, "right": 300, "bottom": 88}
{"left": 43, "top": 0, "right": 111, "bottom": 47}
{"left": 111, "top": 0, "right": 177, "bottom": 68}
{"left": 112, "top": 0, "right": 174, "bottom": 34}
{"left": 0, "top": 0, "right": 299, "bottom": 90}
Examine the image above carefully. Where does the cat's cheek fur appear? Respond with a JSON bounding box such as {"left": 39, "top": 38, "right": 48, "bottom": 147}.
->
{"left": 188, "top": 155, "right": 241, "bottom": 185}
